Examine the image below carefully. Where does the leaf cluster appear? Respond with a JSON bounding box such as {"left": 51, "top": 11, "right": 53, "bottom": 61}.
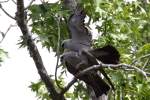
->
{"left": 28, "top": 2, "right": 69, "bottom": 52}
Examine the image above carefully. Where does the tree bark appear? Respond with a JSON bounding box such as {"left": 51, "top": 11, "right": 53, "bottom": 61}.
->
{"left": 16, "top": 0, "right": 65, "bottom": 100}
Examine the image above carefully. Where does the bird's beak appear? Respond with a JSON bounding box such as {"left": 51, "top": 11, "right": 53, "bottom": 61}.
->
{"left": 64, "top": 48, "right": 70, "bottom": 52}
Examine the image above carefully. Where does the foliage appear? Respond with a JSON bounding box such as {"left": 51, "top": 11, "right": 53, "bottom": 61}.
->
{"left": 28, "top": 0, "right": 150, "bottom": 100}
{"left": 29, "top": 81, "right": 50, "bottom": 100}
{"left": 0, "top": 48, "right": 8, "bottom": 66}
{"left": 28, "top": 2, "right": 69, "bottom": 52}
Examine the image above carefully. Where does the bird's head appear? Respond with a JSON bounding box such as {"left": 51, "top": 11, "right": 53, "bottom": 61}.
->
{"left": 61, "top": 39, "right": 72, "bottom": 52}
{"left": 61, "top": 39, "right": 71, "bottom": 49}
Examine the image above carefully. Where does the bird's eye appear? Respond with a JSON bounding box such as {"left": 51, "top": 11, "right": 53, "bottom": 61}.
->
{"left": 60, "top": 55, "right": 64, "bottom": 62}
{"left": 61, "top": 42, "right": 65, "bottom": 48}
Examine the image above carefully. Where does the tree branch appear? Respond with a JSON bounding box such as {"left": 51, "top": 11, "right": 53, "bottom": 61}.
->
{"left": 0, "top": 0, "right": 9, "bottom": 3}
{"left": 0, "top": 4, "right": 15, "bottom": 20}
{"left": 16, "top": 0, "right": 65, "bottom": 99}
{"left": 55, "top": 16, "right": 63, "bottom": 89}
{"left": 0, "top": 24, "right": 16, "bottom": 43}
{"left": 75, "top": 63, "right": 149, "bottom": 80}
{"left": 59, "top": 61, "right": 150, "bottom": 95}
{"left": 60, "top": 77, "right": 77, "bottom": 94}
{"left": 131, "top": 53, "right": 150, "bottom": 65}
{"left": 11, "top": 0, "right": 16, "bottom": 4}
{"left": 24, "top": 0, "right": 35, "bottom": 10}
{"left": 142, "top": 57, "right": 150, "bottom": 69}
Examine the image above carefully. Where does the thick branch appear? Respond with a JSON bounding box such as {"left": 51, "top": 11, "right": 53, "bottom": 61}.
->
{"left": 16, "top": 0, "right": 64, "bottom": 99}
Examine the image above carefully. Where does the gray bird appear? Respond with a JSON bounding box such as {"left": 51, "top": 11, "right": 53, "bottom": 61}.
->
{"left": 61, "top": 41, "right": 119, "bottom": 90}
{"left": 62, "top": 39, "right": 120, "bottom": 64}
{"left": 61, "top": 39, "right": 90, "bottom": 52}
{"left": 65, "top": 8, "right": 120, "bottom": 64}
{"left": 68, "top": 8, "right": 92, "bottom": 47}
{"left": 61, "top": 6, "right": 120, "bottom": 97}
{"left": 61, "top": 51, "right": 110, "bottom": 97}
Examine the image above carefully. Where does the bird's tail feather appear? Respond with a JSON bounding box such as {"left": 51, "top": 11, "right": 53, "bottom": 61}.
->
{"left": 80, "top": 73, "right": 110, "bottom": 97}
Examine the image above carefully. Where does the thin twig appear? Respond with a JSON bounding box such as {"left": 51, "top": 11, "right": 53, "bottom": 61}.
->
{"left": 11, "top": 0, "right": 16, "bottom": 4}
{"left": 24, "top": 0, "right": 35, "bottom": 10}
{"left": 142, "top": 57, "right": 150, "bottom": 69}
{"left": 0, "top": 24, "right": 16, "bottom": 43}
{"left": 55, "top": 16, "right": 62, "bottom": 89}
{"left": 102, "top": 17, "right": 107, "bottom": 36}
{"left": 131, "top": 54, "right": 150, "bottom": 65}
{"left": 126, "top": 64, "right": 148, "bottom": 79}
{"left": 0, "top": 0, "right": 9, "bottom": 3}
{"left": 0, "top": 4, "right": 16, "bottom": 20}
{"left": 40, "top": 0, "right": 45, "bottom": 4}
{"left": 146, "top": 73, "right": 150, "bottom": 76}
{"left": 60, "top": 77, "right": 77, "bottom": 94}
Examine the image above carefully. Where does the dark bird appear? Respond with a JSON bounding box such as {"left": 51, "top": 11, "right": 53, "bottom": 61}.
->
{"left": 62, "top": 39, "right": 120, "bottom": 64}
{"left": 61, "top": 51, "right": 110, "bottom": 97}
{"left": 61, "top": 6, "right": 120, "bottom": 97}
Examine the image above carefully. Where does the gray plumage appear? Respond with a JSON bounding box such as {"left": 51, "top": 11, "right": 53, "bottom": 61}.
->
{"left": 68, "top": 8, "right": 92, "bottom": 47}
{"left": 62, "top": 39, "right": 90, "bottom": 52}
{"left": 61, "top": 5, "right": 120, "bottom": 97}
{"left": 61, "top": 51, "right": 110, "bottom": 97}
{"left": 62, "top": 39, "right": 120, "bottom": 64}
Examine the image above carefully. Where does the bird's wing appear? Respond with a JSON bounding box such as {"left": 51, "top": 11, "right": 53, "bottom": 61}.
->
{"left": 68, "top": 7, "right": 92, "bottom": 46}
{"left": 61, "top": 51, "right": 82, "bottom": 74}
{"left": 89, "top": 45, "right": 120, "bottom": 64}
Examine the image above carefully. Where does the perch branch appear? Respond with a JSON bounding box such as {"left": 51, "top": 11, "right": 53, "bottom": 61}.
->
{"left": 75, "top": 63, "right": 149, "bottom": 80}
{"left": 59, "top": 62, "right": 150, "bottom": 94}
